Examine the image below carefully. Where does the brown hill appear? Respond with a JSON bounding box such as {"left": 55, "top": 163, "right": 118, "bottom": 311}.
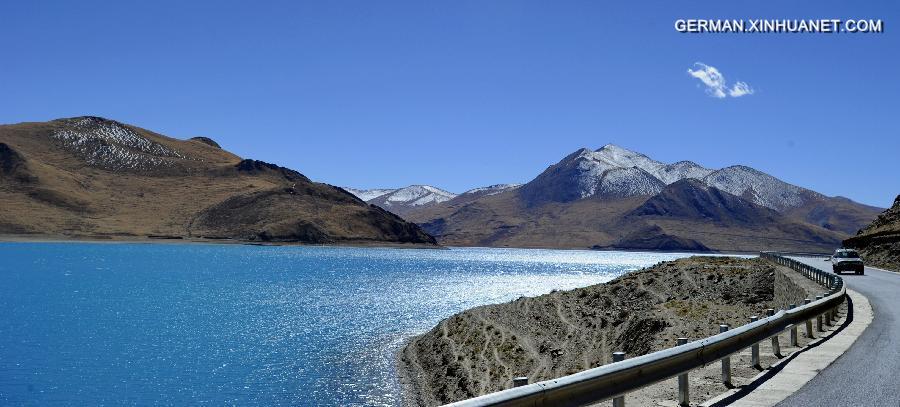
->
{"left": 844, "top": 195, "right": 900, "bottom": 270}
{"left": 408, "top": 179, "right": 848, "bottom": 253}
{"left": 0, "top": 117, "right": 435, "bottom": 245}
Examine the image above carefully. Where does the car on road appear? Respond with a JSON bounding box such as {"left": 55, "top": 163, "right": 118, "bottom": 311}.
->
{"left": 830, "top": 249, "right": 865, "bottom": 275}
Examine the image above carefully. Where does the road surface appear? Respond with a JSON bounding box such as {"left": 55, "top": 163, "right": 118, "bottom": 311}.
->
{"left": 777, "top": 257, "right": 900, "bottom": 407}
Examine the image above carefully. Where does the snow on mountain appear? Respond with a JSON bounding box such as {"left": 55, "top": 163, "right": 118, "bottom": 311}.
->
{"left": 597, "top": 167, "right": 665, "bottom": 198}
{"left": 461, "top": 184, "right": 521, "bottom": 196}
{"left": 591, "top": 144, "right": 713, "bottom": 185}
{"left": 580, "top": 144, "right": 813, "bottom": 208}
{"left": 656, "top": 160, "right": 715, "bottom": 184}
{"left": 51, "top": 117, "right": 185, "bottom": 171}
{"left": 540, "top": 146, "right": 683, "bottom": 200}
{"left": 344, "top": 187, "right": 397, "bottom": 202}
{"left": 702, "top": 165, "right": 818, "bottom": 210}
{"left": 380, "top": 185, "right": 457, "bottom": 207}
{"left": 522, "top": 144, "right": 817, "bottom": 210}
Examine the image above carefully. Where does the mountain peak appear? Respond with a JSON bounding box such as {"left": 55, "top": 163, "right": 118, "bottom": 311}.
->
{"left": 596, "top": 143, "right": 637, "bottom": 154}
{"left": 593, "top": 144, "right": 649, "bottom": 164}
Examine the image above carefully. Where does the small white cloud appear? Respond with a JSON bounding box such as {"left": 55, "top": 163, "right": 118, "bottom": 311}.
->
{"left": 729, "top": 81, "right": 754, "bottom": 97}
{"left": 687, "top": 62, "right": 753, "bottom": 99}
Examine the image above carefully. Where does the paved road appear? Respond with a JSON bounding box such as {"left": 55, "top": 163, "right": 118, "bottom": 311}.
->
{"left": 777, "top": 257, "right": 900, "bottom": 407}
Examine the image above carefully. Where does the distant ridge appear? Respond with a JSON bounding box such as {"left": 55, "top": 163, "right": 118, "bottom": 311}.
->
{"left": 345, "top": 184, "right": 523, "bottom": 217}
{"left": 401, "top": 144, "right": 881, "bottom": 252}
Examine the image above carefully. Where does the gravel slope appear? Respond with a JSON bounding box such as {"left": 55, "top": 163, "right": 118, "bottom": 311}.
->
{"left": 399, "top": 256, "right": 810, "bottom": 406}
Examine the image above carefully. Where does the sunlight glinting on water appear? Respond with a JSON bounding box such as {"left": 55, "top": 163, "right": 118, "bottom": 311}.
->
{"left": 0, "top": 243, "right": 696, "bottom": 406}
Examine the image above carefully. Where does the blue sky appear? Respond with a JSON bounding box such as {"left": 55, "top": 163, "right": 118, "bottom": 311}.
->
{"left": 1, "top": 1, "right": 897, "bottom": 207}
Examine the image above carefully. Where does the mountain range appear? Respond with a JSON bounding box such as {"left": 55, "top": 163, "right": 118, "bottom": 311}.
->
{"left": 345, "top": 184, "right": 520, "bottom": 217}
{"left": 0, "top": 117, "right": 435, "bottom": 245}
{"left": 351, "top": 145, "right": 882, "bottom": 252}
{"left": 1, "top": 117, "right": 882, "bottom": 253}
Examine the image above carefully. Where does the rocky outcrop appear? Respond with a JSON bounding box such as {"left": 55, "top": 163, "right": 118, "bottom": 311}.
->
{"left": 844, "top": 195, "right": 900, "bottom": 271}
{"left": 189, "top": 136, "right": 221, "bottom": 148}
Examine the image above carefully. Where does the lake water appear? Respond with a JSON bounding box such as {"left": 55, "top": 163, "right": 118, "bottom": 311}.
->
{"left": 0, "top": 243, "right": 693, "bottom": 406}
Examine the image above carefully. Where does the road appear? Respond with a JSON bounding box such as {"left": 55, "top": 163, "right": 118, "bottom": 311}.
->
{"left": 777, "top": 257, "right": 900, "bottom": 407}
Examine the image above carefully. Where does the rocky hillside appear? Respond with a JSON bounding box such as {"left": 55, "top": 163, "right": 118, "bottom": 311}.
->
{"left": 404, "top": 145, "right": 879, "bottom": 252}
{"left": 844, "top": 195, "right": 900, "bottom": 271}
{"left": 0, "top": 117, "right": 435, "bottom": 245}
{"left": 399, "top": 256, "right": 815, "bottom": 405}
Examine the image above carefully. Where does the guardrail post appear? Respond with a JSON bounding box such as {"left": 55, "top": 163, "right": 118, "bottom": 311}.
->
{"left": 816, "top": 295, "right": 824, "bottom": 332}
{"left": 719, "top": 325, "right": 731, "bottom": 386}
{"left": 766, "top": 309, "right": 781, "bottom": 357}
{"left": 677, "top": 338, "right": 689, "bottom": 406}
{"left": 612, "top": 352, "right": 626, "bottom": 407}
{"left": 512, "top": 377, "right": 528, "bottom": 387}
{"left": 789, "top": 304, "right": 799, "bottom": 346}
{"left": 825, "top": 305, "right": 833, "bottom": 327}
{"left": 750, "top": 316, "right": 760, "bottom": 368}
{"left": 804, "top": 299, "right": 814, "bottom": 338}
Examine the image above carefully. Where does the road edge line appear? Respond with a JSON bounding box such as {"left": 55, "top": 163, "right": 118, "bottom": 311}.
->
{"left": 700, "top": 289, "right": 873, "bottom": 407}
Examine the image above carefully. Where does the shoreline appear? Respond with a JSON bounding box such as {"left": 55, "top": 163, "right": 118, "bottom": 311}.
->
{"left": 0, "top": 233, "right": 813, "bottom": 257}
{"left": 0, "top": 234, "right": 446, "bottom": 250}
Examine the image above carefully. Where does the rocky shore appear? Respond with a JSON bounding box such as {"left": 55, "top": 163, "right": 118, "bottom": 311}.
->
{"left": 398, "top": 256, "right": 817, "bottom": 406}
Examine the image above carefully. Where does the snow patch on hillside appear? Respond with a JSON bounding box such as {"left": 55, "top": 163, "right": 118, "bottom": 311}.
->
{"left": 462, "top": 184, "right": 521, "bottom": 196}
{"left": 51, "top": 117, "right": 185, "bottom": 171}
{"left": 702, "top": 166, "right": 816, "bottom": 210}
{"left": 597, "top": 167, "right": 665, "bottom": 198}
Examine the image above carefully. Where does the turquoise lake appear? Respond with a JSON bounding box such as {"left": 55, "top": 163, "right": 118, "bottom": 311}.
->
{"left": 0, "top": 243, "right": 693, "bottom": 406}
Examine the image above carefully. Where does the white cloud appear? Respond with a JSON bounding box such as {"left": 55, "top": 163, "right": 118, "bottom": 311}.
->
{"left": 729, "top": 81, "right": 754, "bottom": 97}
{"left": 687, "top": 62, "right": 754, "bottom": 99}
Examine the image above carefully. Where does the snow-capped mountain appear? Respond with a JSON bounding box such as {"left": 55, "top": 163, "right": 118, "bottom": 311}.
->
{"left": 344, "top": 185, "right": 458, "bottom": 216}
{"left": 347, "top": 184, "right": 524, "bottom": 216}
{"left": 520, "top": 144, "right": 817, "bottom": 210}
{"left": 377, "top": 185, "right": 457, "bottom": 207}
{"left": 345, "top": 187, "right": 398, "bottom": 202}
{"left": 401, "top": 144, "right": 881, "bottom": 252}
{"left": 584, "top": 145, "right": 714, "bottom": 186}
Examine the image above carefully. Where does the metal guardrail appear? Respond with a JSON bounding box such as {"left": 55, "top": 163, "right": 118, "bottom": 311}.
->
{"left": 444, "top": 252, "right": 846, "bottom": 407}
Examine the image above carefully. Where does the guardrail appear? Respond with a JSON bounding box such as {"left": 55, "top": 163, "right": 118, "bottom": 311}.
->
{"left": 444, "top": 252, "right": 846, "bottom": 407}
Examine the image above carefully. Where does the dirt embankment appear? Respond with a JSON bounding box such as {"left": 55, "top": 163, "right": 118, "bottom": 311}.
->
{"left": 398, "top": 256, "right": 814, "bottom": 406}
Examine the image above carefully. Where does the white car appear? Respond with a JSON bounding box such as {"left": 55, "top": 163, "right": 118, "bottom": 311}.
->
{"left": 830, "top": 249, "right": 865, "bottom": 275}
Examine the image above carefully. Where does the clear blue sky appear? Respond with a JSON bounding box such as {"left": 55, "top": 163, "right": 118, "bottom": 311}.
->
{"left": 1, "top": 1, "right": 897, "bottom": 207}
